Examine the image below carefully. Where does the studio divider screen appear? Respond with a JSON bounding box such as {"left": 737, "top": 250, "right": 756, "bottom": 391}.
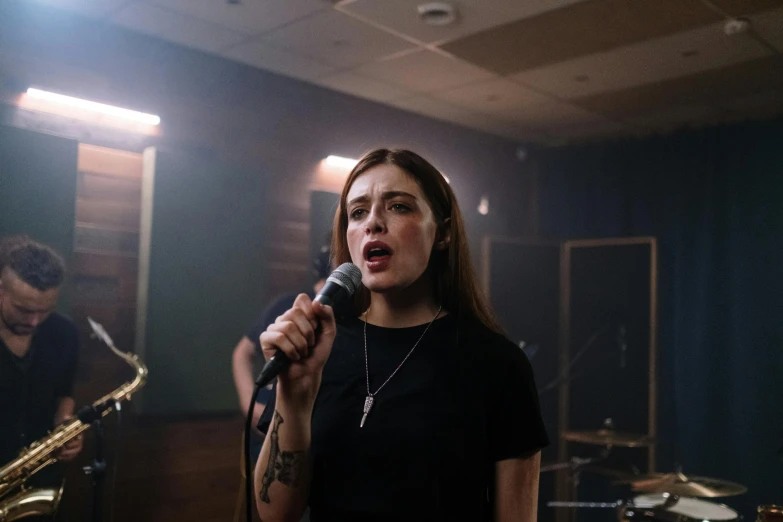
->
{"left": 483, "top": 236, "right": 657, "bottom": 522}
{"left": 135, "top": 147, "right": 267, "bottom": 415}
{"left": 0, "top": 125, "right": 79, "bottom": 311}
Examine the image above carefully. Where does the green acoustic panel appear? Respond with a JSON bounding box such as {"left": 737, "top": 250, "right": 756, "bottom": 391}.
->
{"left": 135, "top": 148, "right": 267, "bottom": 415}
{"left": 0, "top": 125, "right": 78, "bottom": 312}
{"left": 309, "top": 189, "right": 339, "bottom": 274}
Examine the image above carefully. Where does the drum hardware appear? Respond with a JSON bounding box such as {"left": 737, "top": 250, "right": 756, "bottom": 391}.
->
{"left": 541, "top": 453, "right": 610, "bottom": 474}
{"left": 562, "top": 418, "right": 655, "bottom": 448}
{"left": 543, "top": 445, "right": 615, "bottom": 522}
{"left": 757, "top": 505, "right": 783, "bottom": 522}
{"left": 555, "top": 418, "right": 654, "bottom": 522}
{"left": 628, "top": 470, "right": 747, "bottom": 498}
{"left": 629, "top": 494, "right": 740, "bottom": 522}
{"left": 547, "top": 493, "right": 679, "bottom": 522}
{"left": 549, "top": 493, "right": 741, "bottom": 522}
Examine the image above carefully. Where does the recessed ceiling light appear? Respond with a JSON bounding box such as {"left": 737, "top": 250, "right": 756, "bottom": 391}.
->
{"left": 417, "top": 2, "right": 458, "bottom": 26}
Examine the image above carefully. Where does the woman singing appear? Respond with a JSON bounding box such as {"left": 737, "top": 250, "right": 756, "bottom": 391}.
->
{"left": 255, "top": 149, "right": 548, "bottom": 522}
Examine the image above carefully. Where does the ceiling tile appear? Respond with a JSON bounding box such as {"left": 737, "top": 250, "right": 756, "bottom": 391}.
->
{"left": 441, "top": 0, "right": 724, "bottom": 74}
{"left": 261, "top": 9, "right": 414, "bottom": 68}
{"left": 715, "top": 88, "right": 783, "bottom": 126}
{"left": 221, "top": 39, "right": 336, "bottom": 81}
{"left": 623, "top": 105, "right": 723, "bottom": 131}
{"left": 112, "top": 3, "right": 247, "bottom": 53}
{"left": 386, "top": 94, "right": 540, "bottom": 141}
{"left": 386, "top": 93, "right": 480, "bottom": 120}
{"left": 465, "top": 117, "right": 545, "bottom": 143}
{"left": 30, "top": 0, "right": 129, "bottom": 19}
{"left": 431, "top": 78, "right": 554, "bottom": 116}
{"left": 749, "top": 7, "right": 783, "bottom": 52}
{"left": 502, "top": 99, "right": 617, "bottom": 130}
{"left": 314, "top": 72, "right": 414, "bottom": 102}
{"left": 339, "top": 0, "right": 586, "bottom": 45}
{"left": 553, "top": 122, "right": 626, "bottom": 142}
{"left": 709, "top": 0, "right": 783, "bottom": 17}
{"left": 355, "top": 49, "right": 495, "bottom": 93}
{"left": 572, "top": 55, "right": 783, "bottom": 119}
{"left": 145, "top": 0, "right": 327, "bottom": 36}
{"left": 720, "top": 88, "right": 783, "bottom": 113}
{"left": 512, "top": 21, "right": 773, "bottom": 99}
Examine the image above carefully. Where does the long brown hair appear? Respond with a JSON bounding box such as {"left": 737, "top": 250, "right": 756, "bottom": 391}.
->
{"left": 331, "top": 149, "right": 501, "bottom": 333}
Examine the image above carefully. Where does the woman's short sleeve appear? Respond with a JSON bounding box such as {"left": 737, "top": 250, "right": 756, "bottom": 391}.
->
{"left": 487, "top": 340, "right": 549, "bottom": 461}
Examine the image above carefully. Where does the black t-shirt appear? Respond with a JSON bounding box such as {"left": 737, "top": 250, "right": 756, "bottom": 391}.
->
{"left": 0, "top": 312, "right": 79, "bottom": 484}
{"left": 264, "top": 313, "right": 549, "bottom": 522}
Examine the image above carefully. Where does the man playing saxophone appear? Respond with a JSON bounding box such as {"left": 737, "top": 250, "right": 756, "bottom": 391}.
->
{"left": 0, "top": 236, "right": 83, "bottom": 497}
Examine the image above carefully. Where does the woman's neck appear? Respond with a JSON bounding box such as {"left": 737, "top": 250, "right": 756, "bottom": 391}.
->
{"left": 364, "top": 281, "right": 442, "bottom": 328}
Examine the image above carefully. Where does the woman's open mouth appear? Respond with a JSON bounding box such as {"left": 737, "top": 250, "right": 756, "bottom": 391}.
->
{"left": 363, "top": 241, "right": 393, "bottom": 271}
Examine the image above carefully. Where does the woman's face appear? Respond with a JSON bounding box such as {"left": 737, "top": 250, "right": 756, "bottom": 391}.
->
{"left": 345, "top": 164, "right": 441, "bottom": 294}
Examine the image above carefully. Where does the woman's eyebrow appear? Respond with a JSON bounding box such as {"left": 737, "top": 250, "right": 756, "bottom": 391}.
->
{"left": 347, "top": 191, "right": 417, "bottom": 206}
{"left": 382, "top": 191, "right": 417, "bottom": 201}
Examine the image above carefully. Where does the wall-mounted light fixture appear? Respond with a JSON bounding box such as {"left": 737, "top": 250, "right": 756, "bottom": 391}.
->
{"left": 325, "top": 155, "right": 358, "bottom": 170}
{"left": 478, "top": 195, "right": 489, "bottom": 215}
{"left": 24, "top": 87, "right": 161, "bottom": 126}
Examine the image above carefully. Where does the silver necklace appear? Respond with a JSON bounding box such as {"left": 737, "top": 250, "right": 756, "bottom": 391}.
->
{"left": 361, "top": 304, "right": 443, "bottom": 428}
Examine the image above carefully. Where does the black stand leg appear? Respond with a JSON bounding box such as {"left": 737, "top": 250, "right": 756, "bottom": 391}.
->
{"left": 83, "top": 418, "right": 106, "bottom": 522}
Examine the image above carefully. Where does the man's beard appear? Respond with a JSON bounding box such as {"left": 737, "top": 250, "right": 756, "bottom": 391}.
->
{"left": 0, "top": 306, "right": 34, "bottom": 335}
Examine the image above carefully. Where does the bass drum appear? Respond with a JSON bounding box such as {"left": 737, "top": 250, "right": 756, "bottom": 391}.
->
{"left": 630, "top": 494, "right": 740, "bottom": 522}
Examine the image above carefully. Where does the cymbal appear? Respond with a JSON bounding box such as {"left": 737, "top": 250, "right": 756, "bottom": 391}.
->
{"left": 629, "top": 472, "right": 747, "bottom": 498}
{"left": 561, "top": 429, "right": 655, "bottom": 447}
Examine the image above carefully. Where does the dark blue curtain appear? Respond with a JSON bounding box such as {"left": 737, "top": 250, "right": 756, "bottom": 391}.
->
{"left": 536, "top": 118, "right": 783, "bottom": 518}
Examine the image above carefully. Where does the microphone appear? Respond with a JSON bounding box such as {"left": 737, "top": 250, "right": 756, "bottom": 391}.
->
{"left": 255, "top": 262, "right": 362, "bottom": 387}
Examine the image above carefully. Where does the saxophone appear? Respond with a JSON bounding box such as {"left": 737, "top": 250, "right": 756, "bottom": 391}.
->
{"left": 0, "top": 318, "right": 148, "bottom": 521}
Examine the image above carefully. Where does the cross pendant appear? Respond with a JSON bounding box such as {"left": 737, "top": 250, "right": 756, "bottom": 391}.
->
{"left": 360, "top": 395, "right": 374, "bottom": 428}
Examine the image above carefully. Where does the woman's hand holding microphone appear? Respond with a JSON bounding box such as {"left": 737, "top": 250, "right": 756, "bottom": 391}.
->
{"left": 260, "top": 293, "right": 336, "bottom": 407}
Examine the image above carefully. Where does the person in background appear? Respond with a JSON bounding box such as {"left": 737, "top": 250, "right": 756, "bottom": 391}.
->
{"left": 254, "top": 149, "right": 548, "bottom": 522}
{"left": 0, "top": 236, "right": 83, "bottom": 505}
{"left": 232, "top": 245, "right": 330, "bottom": 464}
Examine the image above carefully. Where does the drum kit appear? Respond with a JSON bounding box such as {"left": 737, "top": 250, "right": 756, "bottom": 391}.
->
{"left": 543, "top": 421, "right": 779, "bottom": 522}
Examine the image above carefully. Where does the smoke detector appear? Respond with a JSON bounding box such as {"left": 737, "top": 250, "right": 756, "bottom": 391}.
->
{"left": 724, "top": 18, "right": 750, "bottom": 36}
{"left": 418, "top": 2, "right": 459, "bottom": 26}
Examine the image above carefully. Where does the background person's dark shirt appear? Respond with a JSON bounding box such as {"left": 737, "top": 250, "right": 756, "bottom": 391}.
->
{"left": 0, "top": 312, "right": 79, "bottom": 486}
{"left": 245, "top": 291, "right": 314, "bottom": 408}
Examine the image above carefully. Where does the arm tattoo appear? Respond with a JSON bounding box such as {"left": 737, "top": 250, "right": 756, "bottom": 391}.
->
{"left": 258, "top": 410, "right": 307, "bottom": 504}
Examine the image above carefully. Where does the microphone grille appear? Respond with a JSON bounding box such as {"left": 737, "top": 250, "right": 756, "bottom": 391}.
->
{"left": 328, "top": 263, "right": 362, "bottom": 295}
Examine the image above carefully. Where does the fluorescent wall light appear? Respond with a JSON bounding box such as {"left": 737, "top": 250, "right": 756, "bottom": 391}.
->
{"left": 478, "top": 195, "right": 489, "bottom": 215}
{"left": 26, "top": 88, "right": 161, "bottom": 126}
{"left": 325, "top": 155, "right": 358, "bottom": 170}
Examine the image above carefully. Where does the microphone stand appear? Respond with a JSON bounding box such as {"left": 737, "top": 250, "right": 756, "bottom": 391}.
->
{"left": 78, "top": 400, "right": 119, "bottom": 522}
{"left": 537, "top": 324, "right": 610, "bottom": 396}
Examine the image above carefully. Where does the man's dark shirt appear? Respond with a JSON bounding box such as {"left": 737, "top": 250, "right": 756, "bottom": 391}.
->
{"left": 0, "top": 312, "right": 79, "bottom": 484}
